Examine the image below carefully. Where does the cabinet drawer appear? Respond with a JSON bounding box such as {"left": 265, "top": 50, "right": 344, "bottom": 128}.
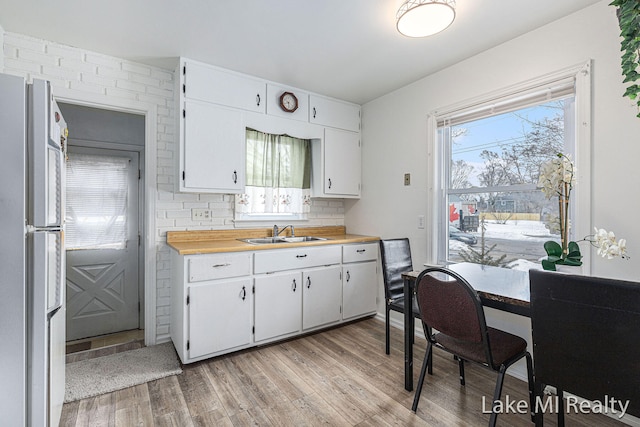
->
{"left": 188, "top": 253, "right": 252, "bottom": 282}
{"left": 254, "top": 245, "right": 341, "bottom": 274}
{"left": 343, "top": 243, "right": 378, "bottom": 263}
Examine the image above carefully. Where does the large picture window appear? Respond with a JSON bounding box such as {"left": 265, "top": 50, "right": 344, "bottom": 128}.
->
{"left": 428, "top": 63, "right": 592, "bottom": 269}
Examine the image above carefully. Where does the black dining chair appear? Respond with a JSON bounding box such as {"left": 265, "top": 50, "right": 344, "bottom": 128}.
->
{"left": 411, "top": 267, "right": 535, "bottom": 427}
{"left": 379, "top": 238, "right": 421, "bottom": 355}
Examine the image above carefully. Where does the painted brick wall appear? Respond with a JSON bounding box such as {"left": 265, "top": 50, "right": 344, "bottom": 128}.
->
{"left": 2, "top": 31, "right": 345, "bottom": 342}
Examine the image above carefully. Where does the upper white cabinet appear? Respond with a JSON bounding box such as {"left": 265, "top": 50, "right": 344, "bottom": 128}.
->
{"left": 266, "top": 84, "right": 309, "bottom": 122}
{"left": 176, "top": 57, "right": 362, "bottom": 198}
{"left": 309, "top": 95, "right": 361, "bottom": 132}
{"left": 181, "top": 100, "right": 245, "bottom": 193}
{"left": 182, "top": 59, "right": 266, "bottom": 113}
{"left": 312, "top": 128, "right": 361, "bottom": 198}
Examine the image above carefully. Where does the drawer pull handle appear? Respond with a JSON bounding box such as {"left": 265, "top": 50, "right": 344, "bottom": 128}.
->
{"left": 232, "top": 170, "right": 238, "bottom": 184}
{"left": 212, "top": 263, "right": 231, "bottom": 268}
{"left": 346, "top": 271, "right": 351, "bottom": 282}
{"left": 240, "top": 286, "right": 246, "bottom": 301}
{"left": 292, "top": 278, "right": 297, "bottom": 292}
{"left": 296, "top": 254, "right": 307, "bottom": 258}
{"left": 256, "top": 94, "right": 261, "bottom": 106}
{"left": 356, "top": 249, "right": 366, "bottom": 253}
{"left": 307, "top": 277, "right": 311, "bottom": 288}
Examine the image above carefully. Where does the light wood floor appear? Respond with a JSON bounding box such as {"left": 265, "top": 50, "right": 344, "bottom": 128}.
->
{"left": 60, "top": 317, "right": 624, "bottom": 426}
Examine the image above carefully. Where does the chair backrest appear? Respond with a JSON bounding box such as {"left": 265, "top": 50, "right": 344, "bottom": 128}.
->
{"left": 380, "top": 238, "right": 413, "bottom": 301}
{"left": 415, "top": 267, "right": 492, "bottom": 362}
{"left": 530, "top": 269, "right": 640, "bottom": 417}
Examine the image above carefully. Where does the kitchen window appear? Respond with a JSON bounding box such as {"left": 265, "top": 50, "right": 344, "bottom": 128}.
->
{"left": 427, "top": 62, "right": 592, "bottom": 268}
{"left": 235, "top": 128, "right": 312, "bottom": 221}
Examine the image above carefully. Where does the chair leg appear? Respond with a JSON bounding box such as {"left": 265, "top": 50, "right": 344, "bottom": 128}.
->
{"left": 525, "top": 352, "right": 536, "bottom": 422}
{"left": 533, "top": 380, "right": 545, "bottom": 427}
{"left": 411, "top": 341, "right": 432, "bottom": 412}
{"left": 427, "top": 345, "right": 433, "bottom": 375}
{"left": 458, "top": 358, "right": 465, "bottom": 386}
{"left": 489, "top": 365, "right": 507, "bottom": 427}
{"left": 557, "top": 389, "right": 565, "bottom": 427}
{"left": 385, "top": 305, "right": 390, "bottom": 355}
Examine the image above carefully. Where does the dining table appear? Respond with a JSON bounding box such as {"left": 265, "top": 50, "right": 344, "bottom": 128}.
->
{"left": 401, "top": 262, "right": 531, "bottom": 391}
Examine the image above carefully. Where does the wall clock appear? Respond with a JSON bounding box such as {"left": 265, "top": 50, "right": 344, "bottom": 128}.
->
{"left": 279, "top": 91, "right": 298, "bottom": 113}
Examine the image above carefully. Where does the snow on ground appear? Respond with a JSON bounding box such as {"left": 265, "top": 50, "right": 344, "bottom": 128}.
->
{"left": 450, "top": 220, "right": 557, "bottom": 270}
{"left": 481, "top": 220, "right": 556, "bottom": 243}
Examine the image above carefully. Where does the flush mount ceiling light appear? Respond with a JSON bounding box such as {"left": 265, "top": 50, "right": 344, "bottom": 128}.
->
{"left": 396, "top": 0, "right": 456, "bottom": 38}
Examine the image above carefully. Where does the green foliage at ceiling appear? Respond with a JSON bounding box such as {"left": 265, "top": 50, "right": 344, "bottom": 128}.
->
{"left": 610, "top": 0, "right": 640, "bottom": 118}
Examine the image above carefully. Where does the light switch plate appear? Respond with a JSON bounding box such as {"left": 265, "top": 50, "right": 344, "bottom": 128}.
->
{"left": 404, "top": 173, "right": 411, "bottom": 186}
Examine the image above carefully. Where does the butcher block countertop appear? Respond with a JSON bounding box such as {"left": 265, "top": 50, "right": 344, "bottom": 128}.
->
{"left": 167, "top": 226, "right": 379, "bottom": 255}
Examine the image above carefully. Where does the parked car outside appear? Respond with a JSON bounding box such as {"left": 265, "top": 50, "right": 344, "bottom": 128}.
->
{"left": 449, "top": 225, "right": 477, "bottom": 245}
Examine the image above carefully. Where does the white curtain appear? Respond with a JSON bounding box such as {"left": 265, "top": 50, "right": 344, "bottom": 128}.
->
{"left": 236, "top": 129, "right": 311, "bottom": 216}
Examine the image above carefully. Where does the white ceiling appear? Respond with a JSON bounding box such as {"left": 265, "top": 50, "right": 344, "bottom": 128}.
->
{"left": 0, "top": 0, "right": 602, "bottom": 104}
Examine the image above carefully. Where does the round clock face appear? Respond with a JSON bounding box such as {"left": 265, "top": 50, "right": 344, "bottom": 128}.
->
{"left": 279, "top": 92, "right": 298, "bottom": 113}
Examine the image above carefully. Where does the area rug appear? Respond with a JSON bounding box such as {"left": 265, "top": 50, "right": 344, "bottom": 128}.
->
{"left": 64, "top": 342, "right": 182, "bottom": 402}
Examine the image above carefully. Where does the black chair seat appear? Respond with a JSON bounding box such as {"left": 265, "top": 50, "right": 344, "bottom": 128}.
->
{"left": 388, "top": 296, "right": 421, "bottom": 318}
{"left": 436, "top": 327, "right": 527, "bottom": 370}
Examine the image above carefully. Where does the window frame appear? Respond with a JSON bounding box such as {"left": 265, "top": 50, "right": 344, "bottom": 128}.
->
{"left": 426, "top": 61, "right": 592, "bottom": 271}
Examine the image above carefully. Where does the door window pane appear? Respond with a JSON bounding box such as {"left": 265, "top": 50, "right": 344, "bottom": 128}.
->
{"left": 65, "top": 153, "right": 129, "bottom": 250}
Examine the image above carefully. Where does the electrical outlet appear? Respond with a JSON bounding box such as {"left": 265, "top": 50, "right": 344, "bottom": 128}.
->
{"left": 417, "top": 215, "right": 425, "bottom": 229}
{"left": 192, "top": 208, "right": 211, "bottom": 221}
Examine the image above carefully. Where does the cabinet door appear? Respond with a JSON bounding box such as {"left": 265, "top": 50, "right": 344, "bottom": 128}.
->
{"left": 184, "top": 60, "right": 266, "bottom": 113}
{"left": 182, "top": 100, "right": 245, "bottom": 193}
{"left": 342, "top": 261, "right": 378, "bottom": 320}
{"left": 188, "top": 278, "right": 252, "bottom": 359}
{"left": 254, "top": 272, "right": 302, "bottom": 342}
{"left": 309, "top": 95, "right": 360, "bottom": 132}
{"left": 302, "top": 266, "right": 342, "bottom": 330}
{"left": 324, "top": 128, "right": 361, "bottom": 197}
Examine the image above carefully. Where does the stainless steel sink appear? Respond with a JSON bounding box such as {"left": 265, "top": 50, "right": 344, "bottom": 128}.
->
{"left": 240, "top": 237, "right": 287, "bottom": 244}
{"left": 282, "top": 236, "right": 328, "bottom": 242}
{"left": 239, "top": 236, "right": 328, "bottom": 244}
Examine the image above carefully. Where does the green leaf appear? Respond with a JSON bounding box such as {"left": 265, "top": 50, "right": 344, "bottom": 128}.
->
{"left": 544, "top": 240, "right": 563, "bottom": 257}
{"left": 563, "top": 257, "right": 583, "bottom": 266}
{"left": 567, "top": 241, "right": 581, "bottom": 254}
{"left": 541, "top": 259, "right": 557, "bottom": 271}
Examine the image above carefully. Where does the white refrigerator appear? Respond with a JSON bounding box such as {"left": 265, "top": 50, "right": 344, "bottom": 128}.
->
{"left": 0, "top": 74, "right": 67, "bottom": 427}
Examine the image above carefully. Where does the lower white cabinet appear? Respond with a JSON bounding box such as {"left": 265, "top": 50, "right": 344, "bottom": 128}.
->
{"left": 188, "top": 278, "right": 252, "bottom": 359}
{"left": 342, "top": 242, "right": 378, "bottom": 320}
{"left": 171, "top": 242, "right": 378, "bottom": 364}
{"left": 342, "top": 262, "right": 377, "bottom": 320}
{"left": 254, "top": 271, "right": 301, "bottom": 342}
{"left": 171, "top": 251, "right": 253, "bottom": 364}
{"left": 302, "top": 266, "right": 343, "bottom": 330}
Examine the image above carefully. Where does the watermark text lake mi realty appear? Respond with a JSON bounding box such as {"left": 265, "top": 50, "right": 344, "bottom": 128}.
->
{"left": 482, "top": 394, "right": 631, "bottom": 418}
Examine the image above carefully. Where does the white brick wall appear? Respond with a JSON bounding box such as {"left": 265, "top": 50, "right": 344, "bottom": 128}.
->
{"left": 2, "top": 31, "right": 345, "bottom": 343}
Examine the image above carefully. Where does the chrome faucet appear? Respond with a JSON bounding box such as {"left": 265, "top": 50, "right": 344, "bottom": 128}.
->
{"left": 273, "top": 224, "right": 295, "bottom": 237}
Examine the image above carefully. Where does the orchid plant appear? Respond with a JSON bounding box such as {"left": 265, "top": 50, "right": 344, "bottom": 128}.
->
{"left": 539, "top": 153, "right": 578, "bottom": 270}
{"left": 538, "top": 153, "right": 630, "bottom": 270}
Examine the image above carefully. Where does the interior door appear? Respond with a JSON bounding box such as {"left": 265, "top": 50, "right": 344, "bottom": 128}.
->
{"left": 65, "top": 147, "right": 140, "bottom": 340}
